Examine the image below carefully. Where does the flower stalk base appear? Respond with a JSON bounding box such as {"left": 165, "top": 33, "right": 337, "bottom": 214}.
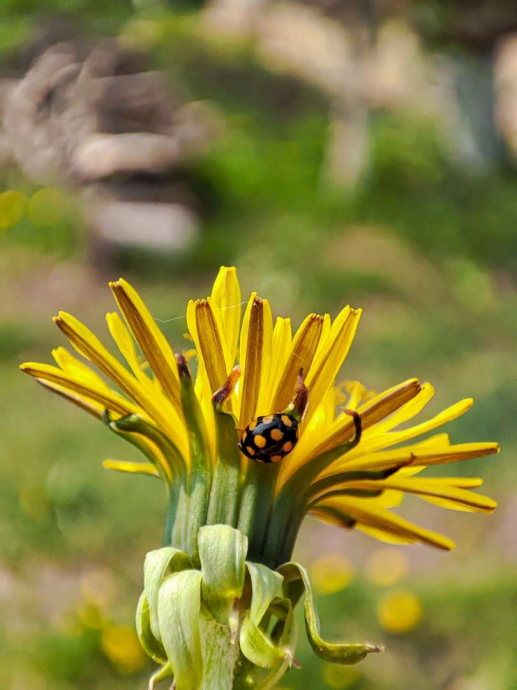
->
{"left": 138, "top": 525, "right": 381, "bottom": 690}
{"left": 200, "top": 619, "right": 240, "bottom": 690}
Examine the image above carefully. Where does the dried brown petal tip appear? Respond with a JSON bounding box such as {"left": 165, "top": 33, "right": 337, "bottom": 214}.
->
{"left": 284, "top": 368, "right": 309, "bottom": 421}
{"left": 175, "top": 353, "right": 191, "bottom": 379}
{"left": 343, "top": 408, "right": 362, "bottom": 446}
{"left": 212, "top": 366, "right": 241, "bottom": 408}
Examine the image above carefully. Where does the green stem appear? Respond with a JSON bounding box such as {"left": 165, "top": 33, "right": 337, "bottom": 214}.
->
{"left": 199, "top": 618, "right": 240, "bottom": 690}
{"left": 238, "top": 462, "right": 278, "bottom": 562}
{"left": 207, "top": 408, "right": 241, "bottom": 526}
{"left": 163, "top": 485, "right": 175, "bottom": 547}
{"left": 261, "top": 490, "right": 295, "bottom": 567}
{"left": 186, "top": 470, "right": 211, "bottom": 566}
{"left": 166, "top": 478, "right": 188, "bottom": 550}
{"left": 263, "top": 413, "right": 363, "bottom": 566}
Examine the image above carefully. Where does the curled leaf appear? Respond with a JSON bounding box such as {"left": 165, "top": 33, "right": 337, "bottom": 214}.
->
{"left": 279, "top": 562, "right": 383, "bottom": 664}
{"left": 136, "top": 591, "right": 167, "bottom": 665}
{"left": 144, "top": 546, "right": 191, "bottom": 641}
{"left": 149, "top": 662, "right": 173, "bottom": 689}
{"left": 198, "top": 524, "right": 248, "bottom": 632}
{"left": 240, "top": 562, "right": 288, "bottom": 669}
{"left": 158, "top": 569, "right": 204, "bottom": 690}
{"left": 256, "top": 596, "right": 297, "bottom": 690}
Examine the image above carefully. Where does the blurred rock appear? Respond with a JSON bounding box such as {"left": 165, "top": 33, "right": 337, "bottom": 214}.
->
{"left": 0, "top": 27, "right": 222, "bottom": 270}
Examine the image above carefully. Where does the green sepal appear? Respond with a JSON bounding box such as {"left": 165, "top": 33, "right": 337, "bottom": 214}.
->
{"left": 240, "top": 562, "right": 290, "bottom": 669}
{"left": 198, "top": 524, "right": 248, "bottom": 633}
{"left": 149, "top": 663, "right": 173, "bottom": 689}
{"left": 136, "top": 591, "right": 167, "bottom": 665}
{"left": 102, "top": 411, "right": 171, "bottom": 485}
{"left": 157, "top": 569, "right": 204, "bottom": 690}
{"left": 144, "top": 546, "right": 191, "bottom": 641}
{"left": 256, "top": 596, "right": 297, "bottom": 690}
{"left": 307, "top": 464, "right": 406, "bottom": 506}
{"left": 279, "top": 562, "right": 383, "bottom": 664}
{"left": 206, "top": 407, "right": 242, "bottom": 526}
{"left": 110, "top": 413, "right": 186, "bottom": 477}
{"left": 176, "top": 355, "right": 212, "bottom": 566}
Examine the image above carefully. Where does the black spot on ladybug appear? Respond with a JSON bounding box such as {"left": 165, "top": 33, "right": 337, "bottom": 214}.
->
{"left": 239, "top": 414, "right": 299, "bottom": 464}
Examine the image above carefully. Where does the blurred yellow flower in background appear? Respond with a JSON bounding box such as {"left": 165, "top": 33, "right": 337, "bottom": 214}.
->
{"left": 310, "top": 553, "right": 354, "bottom": 594}
{"left": 100, "top": 625, "right": 147, "bottom": 674}
{"left": 366, "top": 548, "right": 410, "bottom": 587}
{"left": 377, "top": 590, "right": 423, "bottom": 633}
{"left": 323, "top": 663, "right": 362, "bottom": 689}
{"left": 77, "top": 602, "right": 105, "bottom": 631}
{"left": 80, "top": 568, "right": 118, "bottom": 610}
{"left": 0, "top": 189, "right": 25, "bottom": 229}
{"left": 27, "top": 188, "right": 66, "bottom": 227}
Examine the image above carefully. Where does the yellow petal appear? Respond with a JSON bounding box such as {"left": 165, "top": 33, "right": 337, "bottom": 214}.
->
{"left": 110, "top": 280, "right": 180, "bottom": 409}
{"left": 187, "top": 298, "right": 230, "bottom": 394}
{"left": 311, "top": 379, "right": 422, "bottom": 459}
{"left": 345, "top": 398, "right": 475, "bottom": 460}
{"left": 410, "top": 442, "right": 500, "bottom": 467}
{"left": 312, "top": 497, "right": 455, "bottom": 550}
{"left": 238, "top": 294, "right": 273, "bottom": 427}
{"left": 103, "top": 459, "right": 160, "bottom": 477}
{"left": 327, "top": 438, "right": 497, "bottom": 476}
{"left": 344, "top": 381, "right": 371, "bottom": 410}
{"left": 419, "top": 477, "right": 485, "bottom": 488}
{"left": 340, "top": 478, "right": 497, "bottom": 513}
{"left": 271, "top": 313, "right": 325, "bottom": 412}
{"left": 35, "top": 378, "right": 105, "bottom": 418}
{"left": 106, "top": 312, "right": 150, "bottom": 387}
{"left": 20, "top": 362, "right": 141, "bottom": 417}
{"left": 365, "top": 382, "right": 435, "bottom": 436}
{"left": 52, "top": 313, "right": 186, "bottom": 454}
{"left": 304, "top": 307, "right": 361, "bottom": 423}
{"left": 211, "top": 266, "right": 241, "bottom": 364}
{"left": 52, "top": 347, "right": 110, "bottom": 391}
{"left": 261, "top": 317, "right": 292, "bottom": 411}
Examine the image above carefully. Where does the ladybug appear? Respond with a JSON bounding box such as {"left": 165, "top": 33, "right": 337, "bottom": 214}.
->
{"left": 239, "top": 414, "right": 300, "bottom": 464}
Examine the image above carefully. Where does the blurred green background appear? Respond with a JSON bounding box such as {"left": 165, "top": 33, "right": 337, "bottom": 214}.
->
{"left": 1, "top": 2, "right": 516, "bottom": 689}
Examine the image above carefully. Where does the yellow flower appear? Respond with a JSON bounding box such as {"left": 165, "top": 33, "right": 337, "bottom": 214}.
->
{"left": 377, "top": 590, "right": 423, "bottom": 634}
{"left": 100, "top": 624, "right": 147, "bottom": 673}
{"left": 20, "top": 266, "right": 499, "bottom": 566}
{"left": 323, "top": 664, "right": 362, "bottom": 689}
{"left": 310, "top": 553, "right": 354, "bottom": 595}
{"left": 365, "top": 548, "right": 410, "bottom": 587}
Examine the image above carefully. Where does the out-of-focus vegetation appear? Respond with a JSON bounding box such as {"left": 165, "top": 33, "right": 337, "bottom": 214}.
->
{"left": 1, "top": 2, "right": 517, "bottom": 689}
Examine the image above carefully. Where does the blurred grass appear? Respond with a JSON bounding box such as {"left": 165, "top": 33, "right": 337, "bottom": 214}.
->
{"left": 1, "top": 5, "right": 517, "bottom": 689}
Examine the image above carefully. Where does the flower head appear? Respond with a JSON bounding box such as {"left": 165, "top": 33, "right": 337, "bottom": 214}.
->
{"left": 20, "top": 266, "right": 499, "bottom": 688}
{"left": 21, "top": 266, "right": 498, "bottom": 558}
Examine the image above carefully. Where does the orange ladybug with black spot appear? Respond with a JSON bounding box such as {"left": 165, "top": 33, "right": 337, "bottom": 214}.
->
{"left": 239, "top": 414, "right": 300, "bottom": 464}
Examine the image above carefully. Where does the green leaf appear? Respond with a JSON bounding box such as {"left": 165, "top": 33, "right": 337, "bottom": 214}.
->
{"left": 144, "top": 546, "right": 191, "bottom": 641}
{"left": 158, "top": 569, "right": 204, "bottom": 690}
{"left": 135, "top": 591, "right": 167, "bottom": 665}
{"left": 240, "top": 562, "right": 288, "bottom": 669}
{"left": 149, "top": 662, "right": 173, "bottom": 689}
{"left": 198, "top": 524, "right": 248, "bottom": 632}
{"left": 279, "top": 562, "right": 383, "bottom": 664}
{"left": 256, "top": 596, "right": 297, "bottom": 690}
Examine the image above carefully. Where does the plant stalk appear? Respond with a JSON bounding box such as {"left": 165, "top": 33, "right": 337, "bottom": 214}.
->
{"left": 200, "top": 618, "right": 240, "bottom": 690}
